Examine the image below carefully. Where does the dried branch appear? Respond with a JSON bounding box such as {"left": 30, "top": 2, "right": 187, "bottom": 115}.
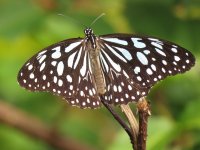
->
{"left": 0, "top": 100, "right": 95, "bottom": 150}
{"left": 137, "top": 97, "right": 151, "bottom": 150}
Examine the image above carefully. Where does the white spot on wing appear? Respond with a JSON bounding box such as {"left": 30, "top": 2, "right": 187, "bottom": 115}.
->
{"left": 57, "top": 61, "right": 64, "bottom": 76}
{"left": 155, "top": 48, "right": 166, "bottom": 56}
{"left": 118, "top": 86, "right": 122, "bottom": 92}
{"left": 69, "top": 85, "right": 73, "bottom": 90}
{"left": 47, "top": 82, "right": 50, "bottom": 87}
{"left": 89, "top": 89, "right": 93, "bottom": 96}
{"left": 29, "top": 73, "right": 34, "bottom": 79}
{"left": 174, "top": 56, "right": 180, "bottom": 61}
{"left": 53, "top": 76, "right": 57, "bottom": 83}
{"left": 151, "top": 64, "right": 156, "bottom": 71}
{"left": 80, "top": 53, "right": 87, "bottom": 76}
{"left": 143, "top": 50, "right": 150, "bottom": 55}
{"left": 51, "top": 61, "right": 57, "bottom": 66}
{"left": 65, "top": 41, "right": 81, "bottom": 52}
{"left": 123, "top": 70, "right": 129, "bottom": 78}
{"left": 58, "top": 79, "right": 63, "bottom": 86}
{"left": 28, "top": 64, "right": 33, "bottom": 70}
{"left": 68, "top": 51, "right": 77, "bottom": 68}
{"left": 113, "top": 85, "right": 117, "bottom": 92}
{"left": 80, "top": 91, "right": 84, "bottom": 96}
{"left": 52, "top": 46, "right": 61, "bottom": 59}
{"left": 137, "top": 76, "right": 142, "bottom": 81}
{"left": 128, "top": 85, "right": 132, "bottom": 90}
{"left": 136, "top": 52, "right": 148, "bottom": 65}
{"left": 40, "top": 62, "right": 46, "bottom": 71}
{"left": 162, "top": 60, "right": 167, "bottom": 65}
{"left": 102, "top": 50, "right": 121, "bottom": 72}
{"left": 43, "top": 75, "right": 46, "bottom": 80}
{"left": 37, "top": 50, "right": 47, "bottom": 57}
{"left": 105, "top": 44, "right": 127, "bottom": 62}
{"left": 173, "top": 61, "right": 177, "bottom": 65}
{"left": 38, "top": 55, "right": 46, "bottom": 64}
{"left": 134, "top": 66, "right": 140, "bottom": 74}
{"left": 114, "top": 46, "right": 132, "bottom": 61}
{"left": 148, "top": 38, "right": 159, "bottom": 41}
{"left": 186, "top": 59, "right": 190, "bottom": 63}
{"left": 146, "top": 68, "right": 153, "bottom": 75}
{"left": 100, "top": 53, "right": 109, "bottom": 72}
{"left": 151, "top": 42, "right": 163, "bottom": 49}
{"left": 131, "top": 38, "right": 146, "bottom": 48}
{"left": 171, "top": 48, "right": 178, "bottom": 53}
{"left": 115, "top": 98, "right": 119, "bottom": 102}
{"left": 103, "top": 38, "right": 128, "bottom": 45}
{"left": 162, "top": 68, "right": 166, "bottom": 73}
{"left": 74, "top": 47, "right": 82, "bottom": 69}
{"left": 66, "top": 75, "right": 72, "bottom": 82}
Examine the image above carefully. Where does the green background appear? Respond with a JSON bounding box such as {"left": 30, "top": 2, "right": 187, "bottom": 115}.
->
{"left": 0, "top": 0, "right": 200, "bottom": 150}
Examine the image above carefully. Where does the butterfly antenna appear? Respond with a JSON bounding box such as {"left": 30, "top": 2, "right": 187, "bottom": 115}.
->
{"left": 58, "top": 14, "right": 87, "bottom": 28}
{"left": 90, "top": 13, "right": 106, "bottom": 27}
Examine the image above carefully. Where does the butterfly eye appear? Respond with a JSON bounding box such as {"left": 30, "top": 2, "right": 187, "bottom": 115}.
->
{"left": 84, "top": 28, "right": 88, "bottom": 35}
{"left": 18, "top": 28, "right": 195, "bottom": 108}
{"left": 90, "top": 29, "right": 93, "bottom": 34}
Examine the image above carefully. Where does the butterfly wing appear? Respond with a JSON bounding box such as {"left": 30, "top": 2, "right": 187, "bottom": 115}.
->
{"left": 99, "top": 34, "right": 195, "bottom": 105}
{"left": 18, "top": 32, "right": 195, "bottom": 108}
{"left": 18, "top": 38, "right": 101, "bottom": 108}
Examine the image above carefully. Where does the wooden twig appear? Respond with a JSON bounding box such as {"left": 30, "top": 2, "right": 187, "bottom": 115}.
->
{"left": 137, "top": 97, "right": 151, "bottom": 150}
{"left": 0, "top": 100, "right": 95, "bottom": 150}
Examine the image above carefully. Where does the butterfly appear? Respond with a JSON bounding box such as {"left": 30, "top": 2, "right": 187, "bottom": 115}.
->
{"left": 17, "top": 27, "right": 195, "bottom": 109}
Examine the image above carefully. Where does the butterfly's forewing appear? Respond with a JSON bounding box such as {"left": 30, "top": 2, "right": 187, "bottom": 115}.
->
{"left": 18, "top": 38, "right": 101, "bottom": 108}
{"left": 99, "top": 34, "right": 195, "bottom": 105}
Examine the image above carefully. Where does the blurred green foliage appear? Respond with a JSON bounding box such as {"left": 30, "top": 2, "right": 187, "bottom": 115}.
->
{"left": 0, "top": 0, "right": 200, "bottom": 150}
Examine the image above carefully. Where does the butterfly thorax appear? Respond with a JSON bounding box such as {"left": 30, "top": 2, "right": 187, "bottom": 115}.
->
{"left": 84, "top": 28, "right": 106, "bottom": 95}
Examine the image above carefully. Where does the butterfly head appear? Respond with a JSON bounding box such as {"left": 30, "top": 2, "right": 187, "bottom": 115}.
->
{"left": 84, "top": 28, "right": 97, "bottom": 49}
{"left": 84, "top": 28, "right": 94, "bottom": 37}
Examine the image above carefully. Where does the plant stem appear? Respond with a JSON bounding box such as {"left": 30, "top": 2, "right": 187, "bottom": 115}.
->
{"left": 120, "top": 104, "right": 138, "bottom": 150}
{"left": 137, "top": 97, "right": 151, "bottom": 150}
{"left": 101, "top": 96, "right": 151, "bottom": 150}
